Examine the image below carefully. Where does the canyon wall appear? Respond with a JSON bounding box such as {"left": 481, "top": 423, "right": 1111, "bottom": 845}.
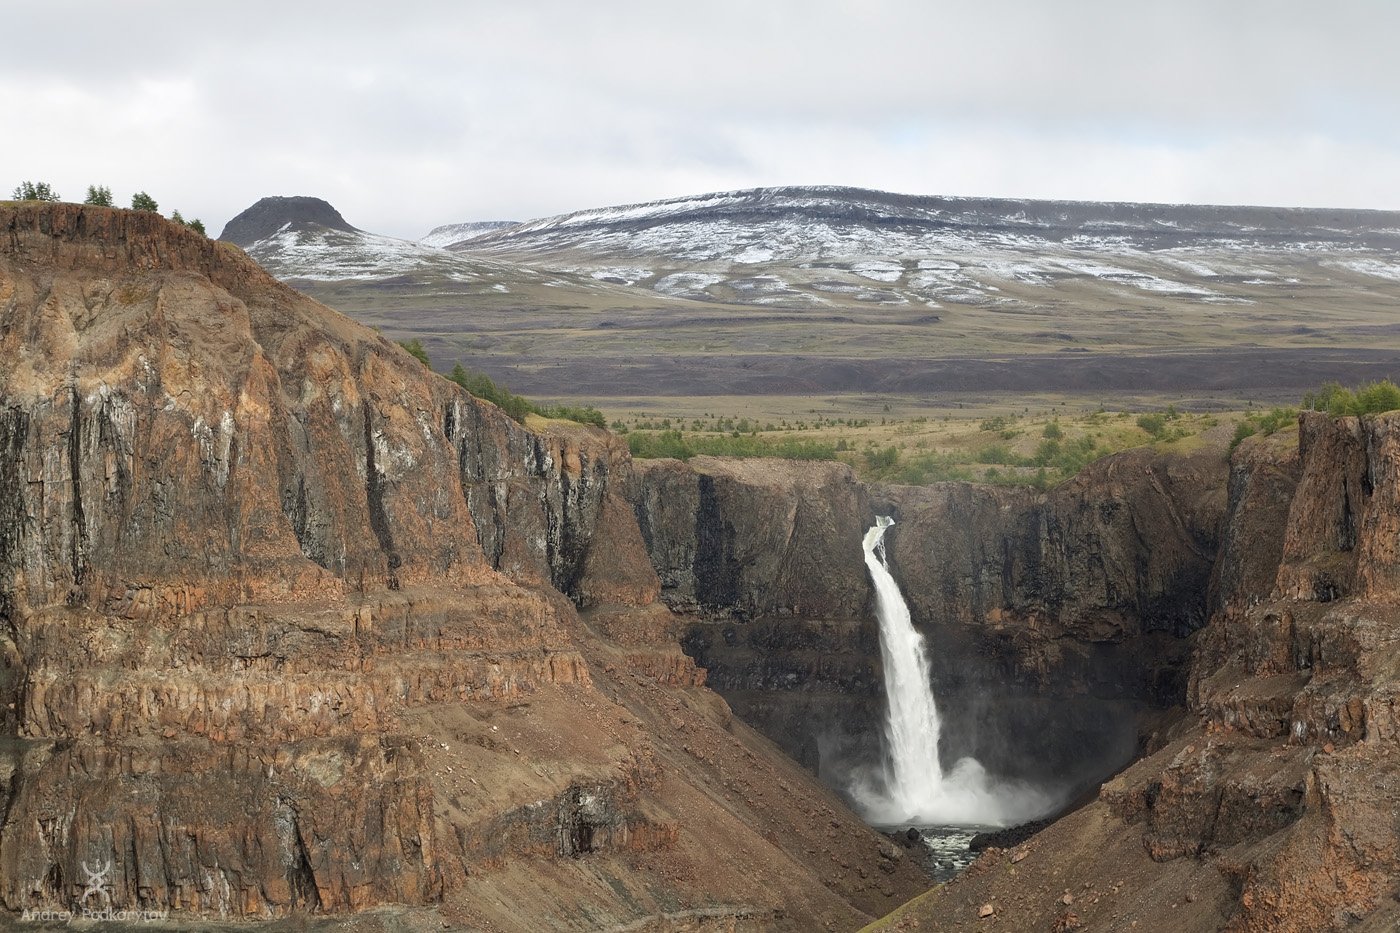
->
{"left": 632, "top": 444, "right": 1227, "bottom": 792}
{"left": 0, "top": 204, "right": 931, "bottom": 930}
{"left": 876, "top": 417, "right": 1400, "bottom": 931}
{"left": 7, "top": 202, "right": 1395, "bottom": 930}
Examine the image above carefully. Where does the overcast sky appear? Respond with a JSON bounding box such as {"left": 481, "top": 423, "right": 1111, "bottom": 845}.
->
{"left": 3, "top": 1, "right": 1398, "bottom": 239}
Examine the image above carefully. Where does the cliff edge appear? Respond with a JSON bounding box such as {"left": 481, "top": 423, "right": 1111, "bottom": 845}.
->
{"left": 0, "top": 203, "right": 931, "bottom": 929}
{"left": 865, "top": 417, "right": 1400, "bottom": 932}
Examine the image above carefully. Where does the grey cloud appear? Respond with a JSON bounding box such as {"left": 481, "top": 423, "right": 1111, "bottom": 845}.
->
{"left": 2, "top": 0, "right": 1397, "bottom": 238}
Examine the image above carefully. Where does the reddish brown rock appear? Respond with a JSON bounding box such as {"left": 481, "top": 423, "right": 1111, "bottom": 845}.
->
{"left": 0, "top": 204, "right": 929, "bottom": 929}
{"left": 876, "top": 420, "right": 1400, "bottom": 932}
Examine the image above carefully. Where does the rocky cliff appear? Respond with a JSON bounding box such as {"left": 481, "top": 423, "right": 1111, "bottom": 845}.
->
{"left": 632, "top": 445, "right": 1227, "bottom": 795}
{"left": 218, "top": 196, "right": 360, "bottom": 247}
{"left": 869, "top": 416, "right": 1400, "bottom": 932}
{"left": 7, "top": 202, "right": 1395, "bottom": 931}
{"left": 0, "top": 203, "right": 932, "bottom": 930}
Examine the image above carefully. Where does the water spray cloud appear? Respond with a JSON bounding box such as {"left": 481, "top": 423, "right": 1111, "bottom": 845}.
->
{"left": 852, "top": 517, "right": 1056, "bottom": 828}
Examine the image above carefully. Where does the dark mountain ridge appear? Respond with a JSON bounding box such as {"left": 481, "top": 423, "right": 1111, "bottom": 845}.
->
{"left": 219, "top": 195, "right": 360, "bottom": 246}
{"left": 450, "top": 184, "right": 1400, "bottom": 253}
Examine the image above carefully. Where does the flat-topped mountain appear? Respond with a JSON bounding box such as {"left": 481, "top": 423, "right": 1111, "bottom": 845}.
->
{"left": 443, "top": 185, "right": 1400, "bottom": 309}
{"left": 218, "top": 194, "right": 485, "bottom": 283}
{"left": 450, "top": 184, "right": 1400, "bottom": 255}
{"left": 218, "top": 194, "right": 359, "bottom": 246}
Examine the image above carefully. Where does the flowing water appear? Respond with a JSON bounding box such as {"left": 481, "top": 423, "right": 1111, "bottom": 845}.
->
{"left": 861, "top": 516, "right": 944, "bottom": 819}
{"left": 854, "top": 517, "right": 1054, "bottom": 832}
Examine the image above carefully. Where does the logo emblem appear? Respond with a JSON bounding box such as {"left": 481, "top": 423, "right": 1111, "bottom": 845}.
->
{"left": 80, "top": 858, "right": 112, "bottom": 907}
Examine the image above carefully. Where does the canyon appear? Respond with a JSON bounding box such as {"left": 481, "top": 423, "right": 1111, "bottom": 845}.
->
{"left": 0, "top": 203, "right": 931, "bottom": 931}
{"left": 2, "top": 202, "right": 1398, "bottom": 931}
{"left": 870, "top": 414, "right": 1400, "bottom": 931}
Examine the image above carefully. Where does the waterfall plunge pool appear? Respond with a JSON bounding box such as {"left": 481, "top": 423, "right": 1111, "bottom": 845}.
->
{"left": 854, "top": 517, "right": 1058, "bottom": 880}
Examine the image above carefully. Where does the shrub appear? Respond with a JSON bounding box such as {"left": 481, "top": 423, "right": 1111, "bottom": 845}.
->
{"left": 1229, "top": 423, "right": 1257, "bottom": 453}
{"left": 1136, "top": 413, "right": 1167, "bottom": 437}
{"left": 1254, "top": 407, "right": 1296, "bottom": 434}
{"left": 874, "top": 450, "right": 976, "bottom": 485}
{"left": 1033, "top": 438, "right": 1062, "bottom": 465}
{"left": 628, "top": 431, "right": 694, "bottom": 460}
{"left": 863, "top": 446, "right": 900, "bottom": 471}
{"left": 1229, "top": 406, "right": 1297, "bottom": 453}
{"left": 1302, "top": 380, "right": 1400, "bottom": 417}
{"left": 1042, "top": 421, "right": 1063, "bottom": 440}
{"left": 696, "top": 435, "right": 832, "bottom": 460}
{"left": 538, "top": 404, "right": 606, "bottom": 428}
{"left": 398, "top": 339, "right": 430, "bottom": 367}
{"left": 1356, "top": 380, "right": 1400, "bottom": 415}
{"left": 975, "top": 444, "right": 1020, "bottom": 466}
{"left": 449, "top": 364, "right": 534, "bottom": 423}
{"left": 1055, "top": 435, "right": 1099, "bottom": 472}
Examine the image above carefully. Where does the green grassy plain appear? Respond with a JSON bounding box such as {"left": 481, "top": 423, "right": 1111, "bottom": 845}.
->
{"left": 541, "top": 392, "right": 1299, "bottom": 487}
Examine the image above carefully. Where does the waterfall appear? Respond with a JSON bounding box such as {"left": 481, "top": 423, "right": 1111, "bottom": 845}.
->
{"left": 862, "top": 516, "right": 945, "bottom": 816}
{"left": 855, "top": 517, "right": 1054, "bottom": 828}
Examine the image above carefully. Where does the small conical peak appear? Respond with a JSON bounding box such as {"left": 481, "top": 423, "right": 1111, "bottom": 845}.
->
{"left": 218, "top": 196, "right": 360, "bottom": 246}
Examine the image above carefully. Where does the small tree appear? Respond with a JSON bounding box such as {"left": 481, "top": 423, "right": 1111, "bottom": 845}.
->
{"left": 131, "top": 191, "right": 158, "bottom": 212}
{"left": 398, "top": 339, "right": 430, "bottom": 367}
{"left": 83, "top": 185, "right": 113, "bottom": 206}
{"left": 170, "top": 209, "right": 184, "bottom": 225}
{"left": 188, "top": 218, "right": 206, "bottom": 236}
{"left": 11, "top": 181, "right": 61, "bottom": 201}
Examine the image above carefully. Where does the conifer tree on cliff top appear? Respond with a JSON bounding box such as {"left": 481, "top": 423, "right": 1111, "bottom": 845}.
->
{"left": 11, "top": 181, "right": 60, "bottom": 201}
{"left": 84, "top": 185, "right": 113, "bottom": 206}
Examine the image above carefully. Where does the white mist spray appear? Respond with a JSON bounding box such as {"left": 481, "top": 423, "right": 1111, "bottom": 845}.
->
{"left": 855, "top": 517, "right": 1055, "bottom": 828}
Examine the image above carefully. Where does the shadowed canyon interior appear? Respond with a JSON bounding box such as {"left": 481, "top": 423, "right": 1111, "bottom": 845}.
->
{"left": 0, "top": 203, "right": 1397, "bottom": 931}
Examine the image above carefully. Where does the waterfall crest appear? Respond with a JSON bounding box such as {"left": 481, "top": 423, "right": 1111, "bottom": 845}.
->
{"left": 854, "top": 517, "right": 1054, "bottom": 827}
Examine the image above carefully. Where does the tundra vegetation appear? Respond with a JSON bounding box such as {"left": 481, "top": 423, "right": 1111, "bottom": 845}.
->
{"left": 610, "top": 379, "right": 1400, "bottom": 488}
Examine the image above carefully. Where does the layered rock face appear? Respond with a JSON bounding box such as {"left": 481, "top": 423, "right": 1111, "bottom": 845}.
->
{"left": 10, "top": 202, "right": 1393, "bottom": 931}
{"left": 632, "top": 457, "right": 885, "bottom": 780}
{"left": 880, "top": 416, "right": 1400, "bottom": 931}
{"left": 632, "top": 446, "right": 1227, "bottom": 793}
{"left": 0, "top": 204, "right": 931, "bottom": 929}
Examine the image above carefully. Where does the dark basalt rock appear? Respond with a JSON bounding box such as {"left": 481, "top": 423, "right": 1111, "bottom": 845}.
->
{"left": 629, "top": 445, "right": 1228, "bottom": 798}
{"left": 968, "top": 818, "right": 1053, "bottom": 852}
{"left": 218, "top": 195, "right": 359, "bottom": 246}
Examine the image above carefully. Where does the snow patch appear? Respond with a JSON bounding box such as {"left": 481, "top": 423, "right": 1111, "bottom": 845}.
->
{"left": 655, "top": 272, "right": 724, "bottom": 297}
{"left": 1331, "top": 259, "right": 1400, "bottom": 283}
{"left": 851, "top": 260, "right": 904, "bottom": 283}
